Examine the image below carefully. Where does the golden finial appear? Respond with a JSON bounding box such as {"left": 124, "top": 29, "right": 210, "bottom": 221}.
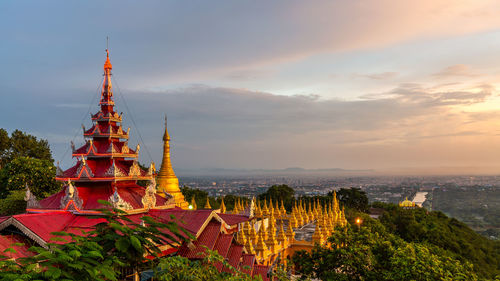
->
{"left": 248, "top": 221, "right": 258, "bottom": 245}
{"left": 269, "top": 200, "right": 275, "bottom": 218}
{"left": 233, "top": 199, "right": 239, "bottom": 214}
{"left": 204, "top": 197, "right": 211, "bottom": 209}
{"left": 312, "top": 220, "right": 324, "bottom": 245}
{"left": 277, "top": 221, "right": 288, "bottom": 248}
{"left": 243, "top": 221, "right": 250, "bottom": 236}
{"left": 255, "top": 229, "right": 268, "bottom": 260}
{"left": 297, "top": 207, "right": 304, "bottom": 227}
{"left": 219, "top": 197, "right": 226, "bottom": 214}
{"left": 190, "top": 196, "right": 197, "bottom": 210}
{"left": 289, "top": 211, "right": 298, "bottom": 228}
{"left": 104, "top": 41, "right": 112, "bottom": 71}
{"left": 285, "top": 219, "right": 295, "bottom": 242}
{"left": 245, "top": 234, "right": 255, "bottom": 254}
{"left": 260, "top": 220, "right": 268, "bottom": 242}
{"left": 262, "top": 200, "right": 269, "bottom": 217}
{"left": 237, "top": 227, "right": 247, "bottom": 245}
{"left": 266, "top": 215, "right": 278, "bottom": 253}
{"left": 254, "top": 200, "right": 262, "bottom": 218}
{"left": 280, "top": 200, "right": 287, "bottom": 217}
{"left": 322, "top": 214, "right": 330, "bottom": 237}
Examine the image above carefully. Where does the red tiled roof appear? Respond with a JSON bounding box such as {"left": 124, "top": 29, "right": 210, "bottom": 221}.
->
{"left": 213, "top": 234, "right": 233, "bottom": 257}
{"left": 223, "top": 244, "right": 244, "bottom": 273}
{"left": 213, "top": 233, "right": 233, "bottom": 271}
{"left": 0, "top": 234, "right": 33, "bottom": 259}
{"left": 1, "top": 208, "right": 214, "bottom": 255}
{"left": 253, "top": 264, "right": 270, "bottom": 281}
{"left": 217, "top": 213, "right": 249, "bottom": 226}
{"left": 149, "top": 209, "right": 212, "bottom": 235}
{"left": 177, "top": 220, "right": 221, "bottom": 259}
{"left": 240, "top": 254, "right": 255, "bottom": 276}
{"left": 13, "top": 212, "right": 75, "bottom": 243}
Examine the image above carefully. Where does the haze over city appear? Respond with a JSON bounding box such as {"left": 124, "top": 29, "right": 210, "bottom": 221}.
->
{"left": 3, "top": 1, "right": 500, "bottom": 174}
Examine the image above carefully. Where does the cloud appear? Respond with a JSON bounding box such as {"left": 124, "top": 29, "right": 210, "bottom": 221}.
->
{"left": 3, "top": 80, "right": 500, "bottom": 171}
{"left": 432, "top": 64, "right": 479, "bottom": 78}
{"left": 89, "top": 81, "right": 496, "bottom": 170}
{"left": 224, "top": 69, "right": 274, "bottom": 81}
{"left": 352, "top": 72, "right": 398, "bottom": 80}
{"left": 3, "top": 1, "right": 500, "bottom": 89}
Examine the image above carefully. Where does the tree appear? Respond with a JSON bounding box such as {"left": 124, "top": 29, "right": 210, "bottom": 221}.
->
{"left": 0, "top": 129, "right": 9, "bottom": 168}
{"left": 379, "top": 205, "right": 500, "bottom": 279}
{"left": 258, "top": 184, "right": 295, "bottom": 210}
{"left": 181, "top": 186, "right": 213, "bottom": 209}
{"left": 330, "top": 188, "right": 369, "bottom": 212}
{"left": 292, "top": 219, "right": 478, "bottom": 281}
{"left": 0, "top": 190, "right": 26, "bottom": 216}
{"left": 7, "top": 129, "right": 53, "bottom": 162}
{"left": 0, "top": 157, "right": 61, "bottom": 199}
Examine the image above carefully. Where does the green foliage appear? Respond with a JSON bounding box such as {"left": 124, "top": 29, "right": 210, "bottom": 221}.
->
{"left": 0, "top": 129, "right": 53, "bottom": 167}
{"left": 258, "top": 184, "right": 295, "bottom": 210}
{"left": 0, "top": 156, "right": 61, "bottom": 199}
{"left": 154, "top": 248, "right": 278, "bottom": 281}
{"left": 432, "top": 186, "right": 500, "bottom": 239}
{"left": 378, "top": 205, "right": 500, "bottom": 279}
{"left": 293, "top": 218, "right": 479, "bottom": 281}
{"left": 0, "top": 129, "right": 8, "bottom": 167}
{"left": 0, "top": 190, "right": 27, "bottom": 216}
{"left": 331, "top": 188, "right": 369, "bottom": 212}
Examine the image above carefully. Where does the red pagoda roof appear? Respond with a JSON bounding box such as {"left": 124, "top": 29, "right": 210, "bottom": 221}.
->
{"left": 56, "top": 159, "right": 151, "bottom": 182}
{"left": 72, "top": 140, "right": 138, "bottom": 158}
{"left": 35, "top": 182, "right": 170, "bottom": 212}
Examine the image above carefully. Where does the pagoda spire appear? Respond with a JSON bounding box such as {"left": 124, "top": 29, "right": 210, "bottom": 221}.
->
{"left": 100, "top": 49, "right": 114, "bottom": 107}
{"left": 156, "top": 116, "right": 189, "bottom": 209}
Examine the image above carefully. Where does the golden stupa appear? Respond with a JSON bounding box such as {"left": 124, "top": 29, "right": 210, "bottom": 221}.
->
{"left": 156, "top": 117, "right": 189, "bottom": 209}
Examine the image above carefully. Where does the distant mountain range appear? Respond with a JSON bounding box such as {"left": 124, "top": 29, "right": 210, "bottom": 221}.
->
{"left": 176, "top": 167, "right": 375, "bottom": 176}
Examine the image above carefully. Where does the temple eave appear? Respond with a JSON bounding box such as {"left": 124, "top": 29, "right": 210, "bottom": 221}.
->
{"left": 55, "top": 176, "right": 152, "bottom": 182}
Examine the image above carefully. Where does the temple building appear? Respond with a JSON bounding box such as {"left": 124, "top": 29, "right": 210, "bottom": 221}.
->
{"left": 0, "top": 49, "right": 348, "bottom": 280}
{"left": 399, "top": 197, "right": 416, "bottom": 208}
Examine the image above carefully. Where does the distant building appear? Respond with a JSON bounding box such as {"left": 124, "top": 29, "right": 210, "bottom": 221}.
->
{"left": 399, "top": 197, "right": 416, "bottom": 208}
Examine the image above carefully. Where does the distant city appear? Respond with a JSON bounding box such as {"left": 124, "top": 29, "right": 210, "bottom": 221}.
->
{"left": 179, "top": 173, "right": 500, "bottom": 239}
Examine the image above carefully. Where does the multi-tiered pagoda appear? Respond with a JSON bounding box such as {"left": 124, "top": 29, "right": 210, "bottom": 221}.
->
{"left": 28, "top": 49, "right": 177, "bottom": 214}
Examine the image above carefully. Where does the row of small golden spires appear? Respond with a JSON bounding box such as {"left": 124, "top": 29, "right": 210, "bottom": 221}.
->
{"left": 239, "top": 194, "right": 348, "bottom": 263}
{"left": 187, "top": 193, "right": 348, "bottom": 263}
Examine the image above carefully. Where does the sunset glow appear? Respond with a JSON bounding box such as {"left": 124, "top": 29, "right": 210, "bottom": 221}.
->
{"left": 2, "top": 1, "right": 500, "bottom": 174}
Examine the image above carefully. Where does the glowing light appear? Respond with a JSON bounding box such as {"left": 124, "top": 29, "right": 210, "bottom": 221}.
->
{"left": 355, "top": 218, "right": 362, "bottom": 225}
{"left": 188, "top": 205, "right": 193, "bottom": 210}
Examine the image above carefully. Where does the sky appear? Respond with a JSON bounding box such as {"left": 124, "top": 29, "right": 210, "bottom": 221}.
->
{"left": 2, "top": 0, "right": 500, "bottom": 174}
